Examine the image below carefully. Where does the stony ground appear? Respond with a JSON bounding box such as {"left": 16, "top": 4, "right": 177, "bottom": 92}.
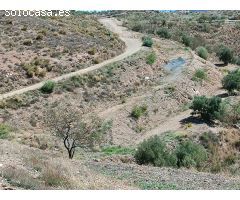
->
{"left": 89, "top": 159, "right": 240, "bottom": 190}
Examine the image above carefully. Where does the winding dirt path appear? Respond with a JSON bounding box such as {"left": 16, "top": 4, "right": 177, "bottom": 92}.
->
{"left": 0, "top": 18, "right": 142, "bottom": 100}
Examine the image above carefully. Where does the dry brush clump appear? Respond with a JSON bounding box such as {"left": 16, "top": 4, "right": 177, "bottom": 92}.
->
{"left": 1, "top": 165, "right": 42, "bottom": 189}
{"left": 1, "top": 158, "right": 79, "bottom": 189}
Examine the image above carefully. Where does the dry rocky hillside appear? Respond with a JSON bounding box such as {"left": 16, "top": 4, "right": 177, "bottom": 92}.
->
{"left": 0, "top": 11, "right": 240, "bottom": 190}
{"left": 0, "top": 11, "right": 125, "bottom": 94}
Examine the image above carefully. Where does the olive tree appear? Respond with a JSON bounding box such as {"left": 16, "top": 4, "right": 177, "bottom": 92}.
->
{"left": 217, "top": 46, "right": 233, "bottom": 65}
{"left": 190, "top": 95, "right": 222, "bottom": 121}
{"left": 45, "top": 103, "right": 112, "bottom": 159}
{"left": 222, "top": 69, "right": 240, "bottom": 95}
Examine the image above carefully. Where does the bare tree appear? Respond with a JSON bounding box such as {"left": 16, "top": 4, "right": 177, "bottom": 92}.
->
{"left": 45, "top": 102, "right": 112, "bottom": 159}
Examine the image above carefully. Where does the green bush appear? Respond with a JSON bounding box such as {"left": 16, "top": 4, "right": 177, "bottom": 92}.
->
{"left": 131, "top": 105, "right": 148, "bottom": 120}
{"left": 135, "top": 135, "right": 207, "bottom": 169}
{"left": 146, "top": 52, "right": 157, "bottom": 65}
{"left": 181, "top": 34, "right": 192, "bottom": 47}
{"left": 190, "top": 96, "right": 222, "bottom": 121}
{"left": 134, "top": 135, "right": 177, "bottom": 167}
{"left": 222, "top": 69, "right": 240, "bottom": 94}
{"left": 217, "top": 45, "right": 234, "bottom": 65}
{"left": 156, "top": 28, "right": 171, "bottom": 39}
{"left": 175, "top": 140, "right": 208, "bottom": 169}
{"left": 196, "top": 46, "right": 208, "bottom": 60}
{"left": 190, "top": 36, "right": 206, "bottom": 50}
{"left": 131, "top": 23, "right": 143, "bottom": 32}
{"left": 142, "top": 36, "right": 153, "bottom": 47}
{"left": 192, "top": 69, "right": 207, "bottom": 82}
{"left": 0, "top": 124, "right": 11, "bottom": 139}
{"left": 40, "top": 81, "right": 55, "bottom": 94}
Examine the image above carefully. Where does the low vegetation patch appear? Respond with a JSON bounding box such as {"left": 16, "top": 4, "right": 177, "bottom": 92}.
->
{"left": 40, "top": 81, "right": 55, "bottom": 94}
{"left": 102, "top": 146, "right": 135, "bottom": 156}
{"left": 218, "top": 101, "right": 240, "bottom": 126}
{"left": 142, "top": 36, "right": 153, "bottom": 47}
{"left": 146, "top": 52, "right": 157, "bottom": 65}
{"left": 192, "top": 69, "right": 208, "bottom": 82}
{"left": 164, "top": 85, "right": 176, "bottom": 95}
{"left": 199, "top": 131, "right": 219, "bottom": 149}
{"left": 156, "top": 27, "right": 171, "bottom": 39}
{"left": 131, "top": 104, "right": 148, "bottom": 120}
{"left": 41, "top": 162, "right": 72, "bottom": 188}
{"left": 196, "top": 46, "right": 208, "bottom": 60}
{"left": 135, "top": 135, "right": 208, "bottom": 169}
{"left": 182, "top": 34, "right": 192, "bottom": 47}
{"left": 22, "top": 39, "right": 33, "bottom": 46}
{"left": 2, "top": 165, "right": 41, "bottom": 189}
{"left": 0, "top": 124, "right": 11, "bottom": 139}
{"left": 21, "top": 58, "right": 50, "bottom": 78}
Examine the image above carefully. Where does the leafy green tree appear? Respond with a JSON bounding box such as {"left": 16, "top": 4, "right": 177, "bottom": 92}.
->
{"left": 217, "top": 46, "right": 234, "bottom": 65}
{"left": 190, "top": 96, "right": 222, "bottom": 121}
{"left": 222, "top": 69, "right": 240, "bottom": 94}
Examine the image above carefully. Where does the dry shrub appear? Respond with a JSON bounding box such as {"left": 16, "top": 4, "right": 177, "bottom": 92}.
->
{"left": 1, "top": 165, "right": 42, "bottom": 189}
{"left": 202, "top": 129, "right": 240, "bottom": 173}
{"left": 41, "top": 160, "right": 76, "bottom": 189}
{"left": 24, "top": 156, "right": 78, "bottom": 189}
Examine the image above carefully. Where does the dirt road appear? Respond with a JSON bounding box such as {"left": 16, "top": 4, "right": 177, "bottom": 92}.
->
{"left": 0, "top": 18, "right": 142, "bottom": 100}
